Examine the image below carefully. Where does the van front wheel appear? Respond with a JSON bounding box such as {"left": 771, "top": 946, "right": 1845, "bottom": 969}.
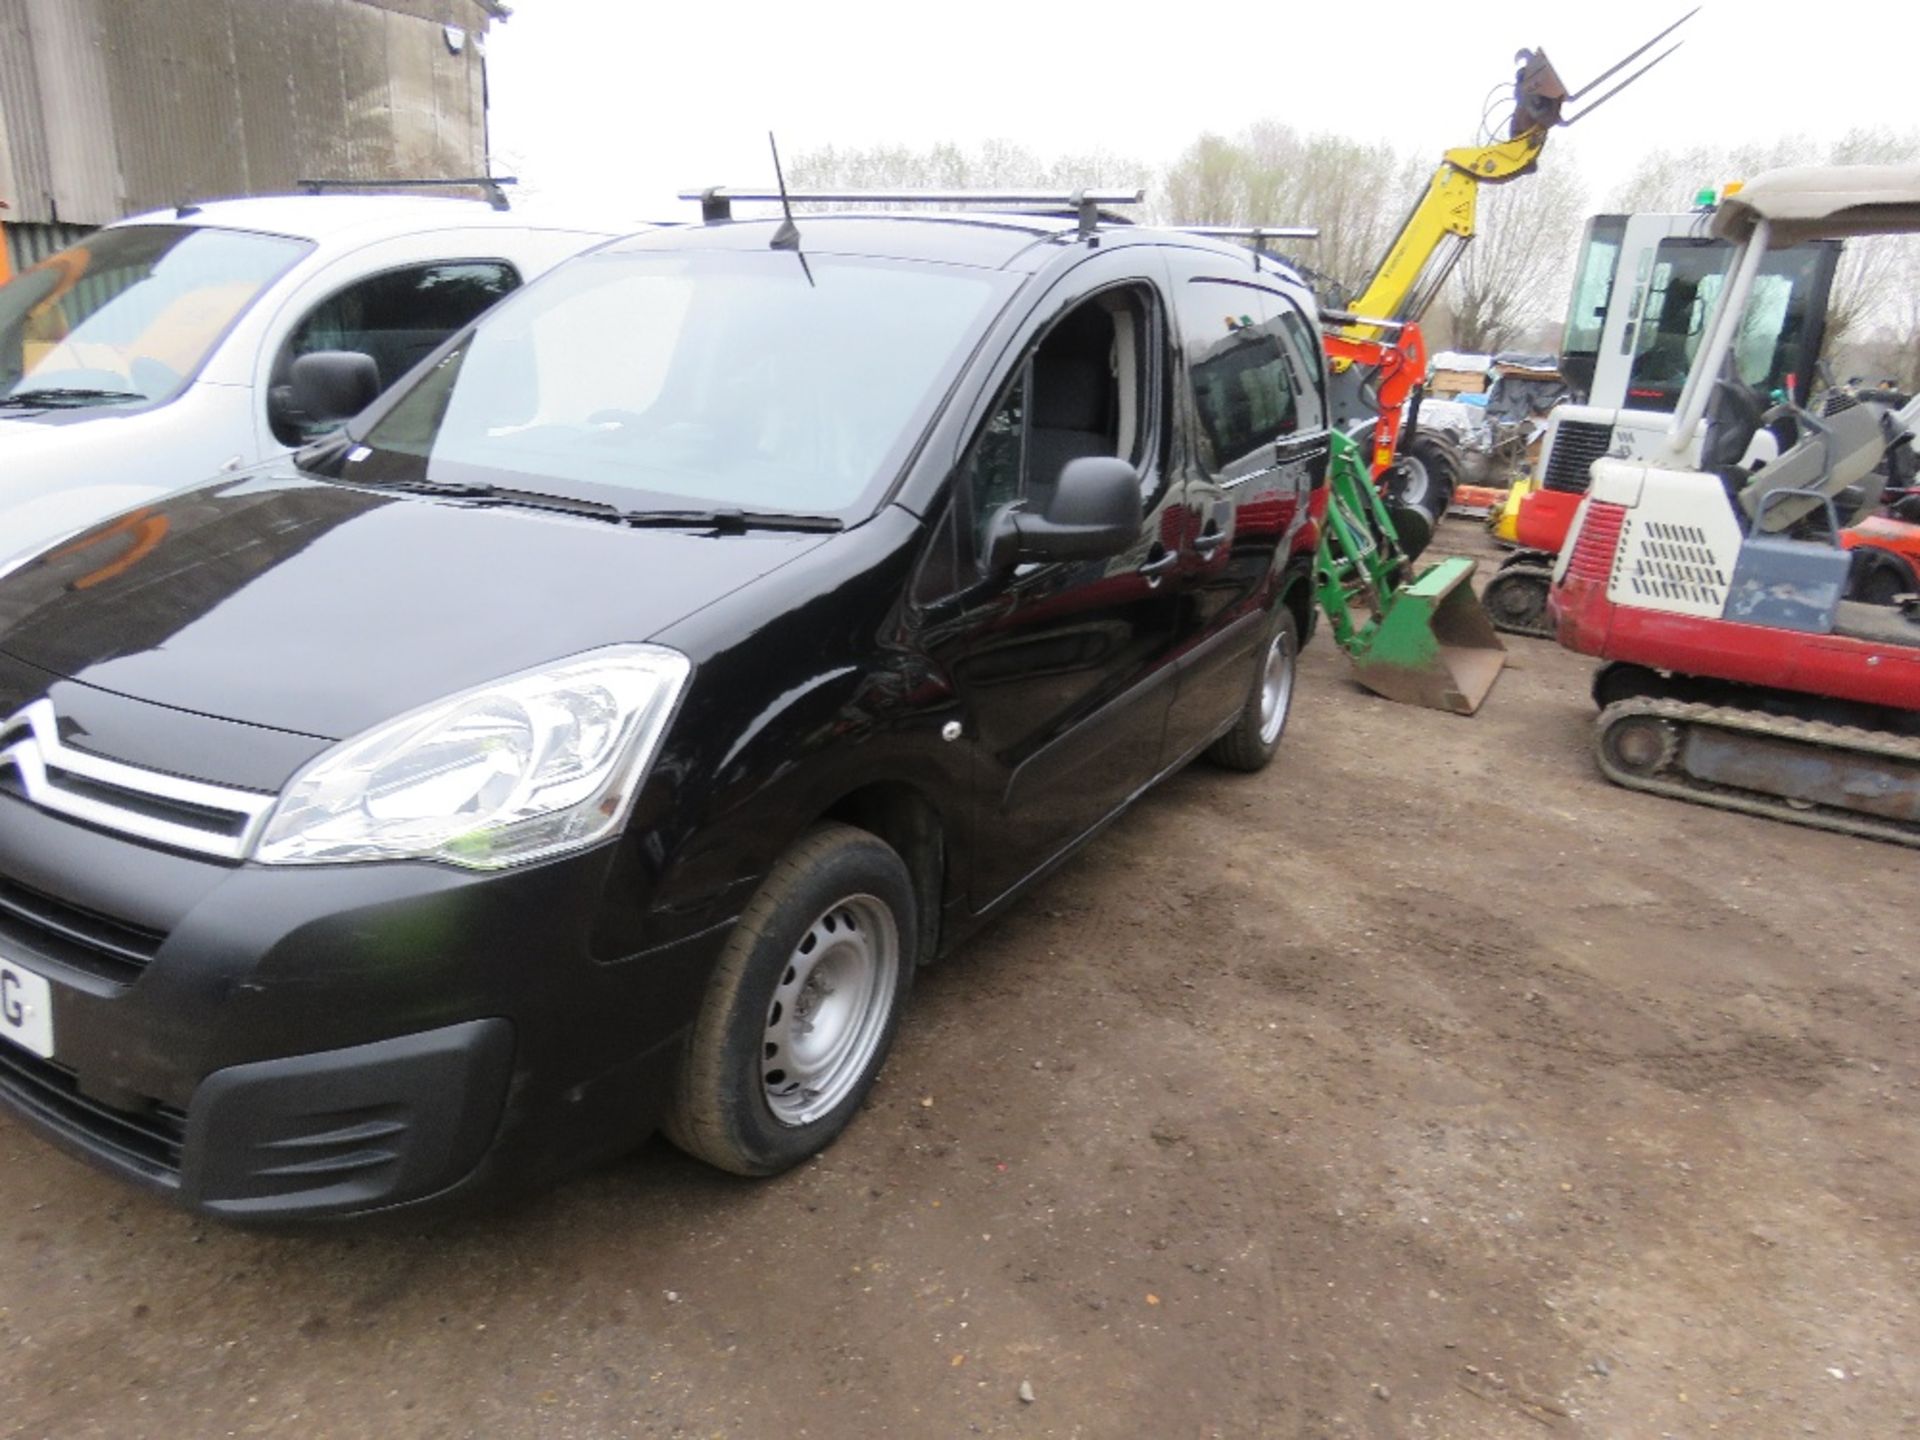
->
{"left": 664, "top": 823, "right": 916, "bottom": 1176}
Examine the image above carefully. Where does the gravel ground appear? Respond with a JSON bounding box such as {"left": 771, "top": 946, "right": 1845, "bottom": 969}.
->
{"left": 2, "top": 524, "right": 1914, "bottom": 1439}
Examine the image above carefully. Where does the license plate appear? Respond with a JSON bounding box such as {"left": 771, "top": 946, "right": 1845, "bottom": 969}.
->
{"left": 0, "top": 954, "right": 54, "bottom": 1059}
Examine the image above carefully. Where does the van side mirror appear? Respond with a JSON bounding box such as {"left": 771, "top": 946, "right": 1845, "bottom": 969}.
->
{"left": 986, "top": 456, "right": 1142, "bottom": 568}
{"left": 270, "top": 350, "right": 381, "bottom": 436}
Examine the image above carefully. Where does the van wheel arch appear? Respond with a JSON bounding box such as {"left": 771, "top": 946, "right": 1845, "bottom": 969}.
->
{"left": 819, "top": 781, "right": 948, "bottom": 963}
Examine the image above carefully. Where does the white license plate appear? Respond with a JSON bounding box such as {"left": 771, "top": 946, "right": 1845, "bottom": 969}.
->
{"left": 0, "top": 954, "right": 54, "bottom": 1059}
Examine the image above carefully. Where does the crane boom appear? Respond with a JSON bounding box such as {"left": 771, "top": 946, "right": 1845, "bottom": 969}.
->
{"left": 1342, "top": 13, "right": 1694, "bottom": 338}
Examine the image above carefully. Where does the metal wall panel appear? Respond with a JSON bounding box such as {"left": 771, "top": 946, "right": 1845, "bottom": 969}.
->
{"left": 0, "top": 1, "right": 48, "bottom": 222}
{"left": 3, "top": 219, "right": 94, "bottom": 274}
{"left": 338, "top": 0, "right": 401, "bottom": 181}
{"left": 287, "top": 1, "right": 353, "bottom": 184}
{"left": 0, "top": 0, "right": 495, "bottom": 226}
{"left": 231, "top": 3, "right": 303, "bottom": 196}
{"left": 101, "top": 0, "right": 245, "bottom": 211}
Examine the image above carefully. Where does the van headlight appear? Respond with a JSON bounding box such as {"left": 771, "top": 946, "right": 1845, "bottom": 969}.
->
{"left": 254, "top": 645, "right": 690, "bottom": 868}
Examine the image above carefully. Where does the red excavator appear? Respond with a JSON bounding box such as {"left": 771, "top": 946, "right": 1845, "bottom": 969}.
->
{"left": 1482, "top": 204, "right": 1846, "bottom": 634}
{"left": 1549, "top": 164, "right": 1920, "bottom": 846}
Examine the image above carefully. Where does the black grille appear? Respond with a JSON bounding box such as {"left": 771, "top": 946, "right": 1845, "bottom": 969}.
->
{"left": 0, "top": 1043, "right": 185, "bottom": 1183}
{"left": 0, "top": 874, "right": 166, "bottom": 987}
{"left": 1542, "top": 419, "right": 1615, "bottom": 493}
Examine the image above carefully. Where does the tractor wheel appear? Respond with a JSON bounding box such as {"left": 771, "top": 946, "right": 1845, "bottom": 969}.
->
{"left": 1847, "top": 545, "right": 1919, "bottom": 606}
{"left": 1382, "top": 454, "right": 1439, "bottom": 560}
{"left": 1382, "top": 433, "right": 1464, "bottom": 561}
{"left": 1406, "top": 432, "right": 1463, "bottom": 518}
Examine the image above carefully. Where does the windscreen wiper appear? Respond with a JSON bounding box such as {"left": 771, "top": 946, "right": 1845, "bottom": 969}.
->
{"left": 615, "top": 507, "right": 844, "bottom": 533}
{"left": 0, "top": 386, "right": 148, "bottom": 409}
{"left": 344, "top": 474, "right": 843, "bottom": 532}
{"left": 348, "top": 476, "right": 502, "bottom": 499}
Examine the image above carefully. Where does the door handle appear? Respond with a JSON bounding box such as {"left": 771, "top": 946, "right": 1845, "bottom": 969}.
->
{"left": 1138, "top": 546, "right": 1178, "bottom": 583}
{"left": 1193, "top": 527, "right": 1229, "bottom": 555}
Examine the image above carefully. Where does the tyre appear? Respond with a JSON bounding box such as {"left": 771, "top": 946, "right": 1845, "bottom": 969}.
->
{"left": 1406, "top": 431, "right": 1462, "bottom": 517}
{"left": 1382, "top": 452, "right": 1438, "bottom": 560}
{"left": 1206, "top": 608, "right": 1299, "bottom": 772}
{"left": 664, "top": 823, "right": 916, "bottom": 1176}
{"left": 1846, "top": 545, "right": 1919, "bottom": 606}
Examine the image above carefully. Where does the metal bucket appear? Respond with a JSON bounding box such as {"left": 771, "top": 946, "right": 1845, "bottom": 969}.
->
{"left": 1347, "top": 555, "right": 1508, "bottom": 715}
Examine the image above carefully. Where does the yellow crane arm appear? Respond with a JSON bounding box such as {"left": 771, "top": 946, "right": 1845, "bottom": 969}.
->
{"left": 1343, "top": 132, "right": 1550, "bottom": 338}
{"left": 1341, "top": 11, "right": 1697, "bottom": 341}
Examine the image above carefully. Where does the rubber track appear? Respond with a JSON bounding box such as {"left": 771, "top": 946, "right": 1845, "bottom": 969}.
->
{"left": 1594, "top": 697, "right": 1920, "bottom": 848}
{"left": 1482, "top": 560, "right": 1556, "bottom": 639}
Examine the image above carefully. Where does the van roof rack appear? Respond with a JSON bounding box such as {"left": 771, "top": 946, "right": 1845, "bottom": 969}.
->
{"left": 680, "top": 187, "right": 1145, "bottom": 238}
{"left": 1180, "top": 224, "right": 1319, "bottom": 274}
{"left": 1181, "top": 224, "right": 1318, "bottom": 241}
{"left": 296, "top": 176, "right": 518, "bottom": 211}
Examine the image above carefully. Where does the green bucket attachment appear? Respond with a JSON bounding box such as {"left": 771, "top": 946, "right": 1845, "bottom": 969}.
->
{"left": 1315, "top": 431, "right": 1507, "bottom": 716}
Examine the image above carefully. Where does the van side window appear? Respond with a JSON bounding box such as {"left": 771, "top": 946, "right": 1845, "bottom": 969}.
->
{"left": 1181, "top": 281, "right": 1301, "bottom": 470}
{"left": 964, "top": 366, "right": 1028, "bottom": 531}
{"left": 1274, "top": 304, "right": 1328, "bottom": 433}
{"left": 271, "top": 260, "right": 518, "bottom": 443}
{"left": 955, "top": 284, "right": 1157, "bottom": 562}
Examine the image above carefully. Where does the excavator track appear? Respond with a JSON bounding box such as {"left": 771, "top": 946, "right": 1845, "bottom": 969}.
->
{"left": 1481, "top": 553, "right": 1556, "bottom": 638}
{"left": 1594, "top": 697, "right": 1920, "bottom": 847}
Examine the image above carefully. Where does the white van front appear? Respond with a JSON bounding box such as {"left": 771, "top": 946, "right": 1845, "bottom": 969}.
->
{"left": 1, "top": 198, "right": 618, "bottom": 563}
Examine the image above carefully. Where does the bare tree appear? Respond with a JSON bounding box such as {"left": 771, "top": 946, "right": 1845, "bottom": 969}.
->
{"left": 1159, "top": 124, "right": 1424, "bottom": 302}
{"left": 787, "top": 140, "right": 1152, "bottom": 208}
{"left": 1448, "top": 159, "right": 1588, "bottom": 352}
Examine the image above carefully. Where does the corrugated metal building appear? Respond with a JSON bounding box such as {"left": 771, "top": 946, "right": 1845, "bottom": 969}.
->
{"left": 0, "top": 0, "right": 503, "bottom": 272}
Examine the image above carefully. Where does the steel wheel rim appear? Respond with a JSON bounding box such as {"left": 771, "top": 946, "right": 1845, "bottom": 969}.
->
{"left": 1257, "top": 627, "right": 1296, "bottom": 745}
{"left": 762, "top": 893, "right": 900, "bottom": 1127}
{"left": 1390, "top": 454, "right": 1432, "bottom": 506}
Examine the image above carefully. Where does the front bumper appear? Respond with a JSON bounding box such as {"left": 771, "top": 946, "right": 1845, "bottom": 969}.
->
{"left": 0, "top": 787, "right": 738, "bottom": 1221}
{"left": 3, "top": 1017, "right": 514, "bottom": 1218}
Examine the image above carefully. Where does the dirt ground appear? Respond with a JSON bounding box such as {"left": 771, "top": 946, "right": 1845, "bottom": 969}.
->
{"left": 2, "top": 523, "right": 1915, "bottom": 1439}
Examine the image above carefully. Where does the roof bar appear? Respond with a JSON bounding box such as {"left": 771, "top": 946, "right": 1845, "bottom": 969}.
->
{"left": 1182, "top": 225, "right": 1319, "bottom": 241}
{"left": 297, "top": 176, "right": 518, "bottom": 211}
{"left": 1181, "top": 224, "right": 1319, "bottom": 274}
{"left": 679, "top": 187, "right": 1145, "bottom": 237}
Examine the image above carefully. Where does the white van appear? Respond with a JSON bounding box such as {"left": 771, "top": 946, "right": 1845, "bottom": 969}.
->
{"left": 1, "top": 194, "right": 619, "bottom": 559}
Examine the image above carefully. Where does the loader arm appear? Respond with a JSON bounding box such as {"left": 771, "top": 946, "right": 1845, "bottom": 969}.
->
{"left": 1342, "top": 133, "right": 1552, "bottom": 339}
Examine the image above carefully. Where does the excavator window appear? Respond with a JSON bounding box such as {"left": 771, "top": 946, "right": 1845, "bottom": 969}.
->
{"left": 1560, "top": 215, "right": 1627, "bottom": 400}
{"left": 1628, "top": 241, "right": 1831, "bottom": 412}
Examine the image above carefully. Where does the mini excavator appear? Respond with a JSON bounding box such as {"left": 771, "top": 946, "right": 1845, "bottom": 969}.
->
{"left": 1549, "top": 164, "right": 1920, "bottom": 846}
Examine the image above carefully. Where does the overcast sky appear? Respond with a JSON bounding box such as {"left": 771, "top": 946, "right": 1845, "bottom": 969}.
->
{"left": 487, "top": 1, "right": 1920, "bottom": 227}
